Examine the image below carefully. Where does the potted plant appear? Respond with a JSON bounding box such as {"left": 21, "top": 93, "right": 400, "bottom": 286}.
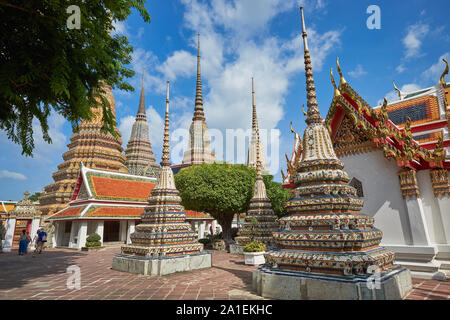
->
{"left": 82, "top": 233, "right": 102, "bottom": 251}
{"left": 243, "top": 241, "right": 266, "bottom": 265}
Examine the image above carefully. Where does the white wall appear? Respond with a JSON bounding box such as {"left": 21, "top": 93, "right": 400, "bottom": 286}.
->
{"left": 339, "top": 150, "right": 412, "bottom": 246}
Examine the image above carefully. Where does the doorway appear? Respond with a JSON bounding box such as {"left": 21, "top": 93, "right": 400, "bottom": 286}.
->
{"left": 103, "top": 221, "right": 120, "bottom": 242}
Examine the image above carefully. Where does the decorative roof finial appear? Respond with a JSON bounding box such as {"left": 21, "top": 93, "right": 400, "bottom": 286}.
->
{"left": 138, "top": 68, "right": 146, "bottom": 115}
{"left": 393, "top": 80, "right": 403, "bottom": 100}
{"left": 300, "top": 6, "right": 322, "bottom": 124}
{"left": 336, "top": 57, "right": 347, "bottom": 87}
{"left": 193, "top": 33, "right": 205, "bottom": 120}
{"left": 330, "top": 68, "right": 341, "bottom": 98}
{"left": 252, "top": 77, "right": 258, "bottom": 133}
{"left": 161, "top": 81, "right": 171, "bottom": 167}
{"left": 23, "top": 190, "right": 30, "bottom": 199}
{"left": 440, "top": 58, "right": 449, "bottom": 88}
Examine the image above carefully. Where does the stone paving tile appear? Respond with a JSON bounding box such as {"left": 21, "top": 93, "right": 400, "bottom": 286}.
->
{"left": 0, "top": 247, "right": 448, "bottom": 300}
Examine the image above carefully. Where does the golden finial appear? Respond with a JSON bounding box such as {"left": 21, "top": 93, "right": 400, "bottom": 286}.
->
{"left": 393, "top": 80, "right": 402, "bottom": 100}
{"left": 290, "top": 121, "right": 297, "bottom": 136}
{"left": 331, "top": 67, "right": 341, "bottom": 97}
{"left": 336, "top": 57, "right": 347, "bottom": 87}
{"left": 23, "top": 190, "right": 31, "bottom": 199}
{"left": 301, "top": 104, "right": 307, "bottom": 116}
{"left": 161, "top": 81, "right": 171, "bottom": 167}
{"left": 281, "top": 169, "right": 286, "bottom": 182}
{"left": 440, "top": 58, "right": 449, "bottom": 88}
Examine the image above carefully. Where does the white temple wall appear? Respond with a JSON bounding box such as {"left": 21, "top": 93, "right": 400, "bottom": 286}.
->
{"left": 416, "top": 170, "right": 446, "bottom": 245}
{"left": 339, "top": 150, "right": 412, "bottom": 246}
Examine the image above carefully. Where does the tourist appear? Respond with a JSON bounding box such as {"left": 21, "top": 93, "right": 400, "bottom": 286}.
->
{"left": 35, "top": 228, "right": 47, "bottom": 254}
{"left": 18, "top": 230, "right": 28, "bottom": 255}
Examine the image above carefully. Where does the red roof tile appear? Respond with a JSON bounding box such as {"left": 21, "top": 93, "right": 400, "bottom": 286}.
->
{"left": 84, "top": 206, "right": 144, "bottom": 218}
{"left": 49, "top": 206, "right": 86, "bottom": 219}
{"left": 185, "top": 210, "right": 214, "bottom": 220}
{"left": 90, "top": 176, "right": 155, "bottom": 201}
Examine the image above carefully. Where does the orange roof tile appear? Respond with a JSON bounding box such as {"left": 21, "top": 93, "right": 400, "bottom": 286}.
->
{"left": 90, "top": 176, "right": 155, "bottom": 202}
{"left": 50, "top": 206, "right": 86, "bottom": 219}
{"left": 84, "top": 206, "right": 143, "bottom": 218}
{"left": 185, "top": 210, "right": 214, "bottom": 220}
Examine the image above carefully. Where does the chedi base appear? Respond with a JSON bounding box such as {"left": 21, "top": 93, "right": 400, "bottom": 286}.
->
{"left": 112, "top": 252, "right": 211, "bottom": 276}
{"left": 252, "top": 265, "right": 412, "bottom": 300}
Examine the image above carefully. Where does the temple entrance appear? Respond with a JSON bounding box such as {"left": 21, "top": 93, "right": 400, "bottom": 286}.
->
{"left": 103, "top": 221, "right": 120, "bottom": 242}
{"left": 13, "top": 219, "right": 31, "bottom": 248}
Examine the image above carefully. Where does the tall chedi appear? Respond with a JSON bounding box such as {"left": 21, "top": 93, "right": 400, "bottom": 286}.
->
{"left": 253, "top": 7, "right": 412, "bottom": 300}
{"left": 39, "top": 83, "right": 128, "bottom": 217}
{"left": 124, "top": 69, "right": 160, "bottom": 178}
{"left": 247, "top": 78, "right": 269, "bottom": 174}
{"left": 235, "top": 79, "right": 277, "bottom": 247}
{"left": 113, "top": 81, "right": 211, "bottom": 276}
{"left": 182, "top": 34, "right": 216, "bottom": 165}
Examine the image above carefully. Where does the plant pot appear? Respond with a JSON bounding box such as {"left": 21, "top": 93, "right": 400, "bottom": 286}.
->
{"left": 243, "top": 251, "right": 265, "bottom": 265}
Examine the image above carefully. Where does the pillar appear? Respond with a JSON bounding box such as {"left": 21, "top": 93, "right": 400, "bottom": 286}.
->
{"left": 29, "top": 218, "right": 40, "bottom": 250}
{"left": 53, "top": 222, "right": 60, "bottom": 248}
{"left": 398, "top": 170, "right": 431, "bottom": 246}
{"left": 430, "top": 169, "right": 450, "bottom": 243}
{"left": 68, "top": 221, "right": 77, "bottom": 248}
{"left": 126, "top": 221, "right": 135, "bottom": 244}
{"left": 198, "top": 221, "right": 205, "bottom": 239}
{"left": 77, "top": 221, "right": 88, "bottom": 249}
{"left": 119, "top": 220, "right": 127, "bottom": 242}
{"left": 3, "top": 218, "right": 16, "bottom": 252}
{"left": 96, "top": 221, "right": 104, "bottom": 245}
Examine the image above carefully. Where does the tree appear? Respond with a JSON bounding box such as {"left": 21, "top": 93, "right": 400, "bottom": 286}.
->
{"left": 174, "top": 163, "right": 255, "bottom": 244}
{"left": 29, "top": 192, "right": 43, "bottom": 202}
{"left": 0, "top": 1, "right": 150, "bottom": 156}
{"left": 262, "top": 175, "right": 290, "bottom": 218}
{"left": 174, "top": 163, "right": 290, "bottom": 244}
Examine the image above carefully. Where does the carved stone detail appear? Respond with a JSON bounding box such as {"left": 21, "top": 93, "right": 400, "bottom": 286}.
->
{"left": 430, "top": 169, "right": 450, "bottom": 197}
{"left": 398, "top": 170, "right": 420, "bottom": 198}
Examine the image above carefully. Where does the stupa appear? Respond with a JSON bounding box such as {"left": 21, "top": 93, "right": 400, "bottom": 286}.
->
{"left": 112, "top": 81, "right": 212, "bottom": 276}
{"left": 234, "top": 79, "right": 278, "bottom": 249}
{"left": 253, "top": 7, "right": 412, "bottom": 300}
{"left": 247, "top": 78, "right": 270, "bottom": 174}
{"left": 39, "top": 83, "right": 128, "bottom": 217}
{"left": 181, "top": 34, "right": 216, "bottom": 166}
{"left": 124, "top": 69, "right": 160, "bottom": 178}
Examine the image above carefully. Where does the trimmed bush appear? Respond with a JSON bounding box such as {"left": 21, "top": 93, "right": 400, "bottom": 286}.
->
{"left": 85, "top": 241, "right": 101, "bottom": 247}
{"left": 86, "top": 233, "right": 101, "bottom": 243}
{"left": 198, "top": 238, "right": 210, "bottom": 245}
{"left": 243, "top": 241, "right": 266, "bottom": 253}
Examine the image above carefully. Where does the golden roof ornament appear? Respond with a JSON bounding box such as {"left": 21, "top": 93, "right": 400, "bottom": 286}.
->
{"left": 330, "top": 67, "right": 341, "bottom": 98}
{"left": 393, "top": 80, "right": 403, "bottom": 100}
{"left": 440, "top": 58, "right": 449, "bottom": 88}
{"left": 336, "top": 57, "right": 347, "bottom": 87}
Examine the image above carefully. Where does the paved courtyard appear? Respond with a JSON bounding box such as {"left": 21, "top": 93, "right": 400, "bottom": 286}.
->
{"left": 0, "top": 247, "right": 448, "bottom": 300}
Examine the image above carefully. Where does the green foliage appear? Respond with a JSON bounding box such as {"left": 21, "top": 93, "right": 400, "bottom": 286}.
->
{"left": 198, "top": 238, "right": 210, "bottom": 245}
{"left": 243, "top": 241, "right": 266, "bottom": 253}
{"left": 29, "top": 192, "right": 42, "bottom": 202}
{"left": 175, "top": 163, "right": 256, "bottom": 241}
{"left": 86, "top": 233, "right": 101, "bottom": 243}
{"left": 85, "top": 241, "right": 101, "bottom": 247}
{"left": 0, "top": 1, "right": 151, "bottom": 156}
{"left": 262, "top": 175, "right": 290, "bottom": 218}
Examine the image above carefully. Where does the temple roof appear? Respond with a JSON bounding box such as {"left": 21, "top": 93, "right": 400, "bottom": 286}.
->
{"left": 8, "top": 191, "right": 41, "bottom": 218}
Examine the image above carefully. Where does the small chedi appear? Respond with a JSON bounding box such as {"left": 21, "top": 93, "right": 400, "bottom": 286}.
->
{"left": 112, "top": 81, "right": 211, "bottom": 276}
{"left": 235, "top": 79, "right": 278, "bottom": 247}
{"left": 253, "top": 7, "right": 412, "bottom": 300}
{"left": 124, "top": 69, "right": 160, "bottom": 178}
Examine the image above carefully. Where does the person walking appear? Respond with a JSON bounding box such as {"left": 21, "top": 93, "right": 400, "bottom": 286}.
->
{"left": 18, "top": 230, "right": 27, "bottom": 255}
{"left": 35, "top": 228, "right": 47, "bottom": 254}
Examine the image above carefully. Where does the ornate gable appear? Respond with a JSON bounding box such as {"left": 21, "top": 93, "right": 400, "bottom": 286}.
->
{"left": 333, "top": 115, "right": 376, "bottom": 157}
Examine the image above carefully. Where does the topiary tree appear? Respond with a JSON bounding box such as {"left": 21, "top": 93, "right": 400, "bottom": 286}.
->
{"left": 262, "top": 175, "right": 290, "bottom": 218}
{"left": 175, "top": 163, "right": 256, "bottom": 245}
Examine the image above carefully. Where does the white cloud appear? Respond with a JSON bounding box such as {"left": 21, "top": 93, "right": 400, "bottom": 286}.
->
{"left": 0, "top": 170, "right": 27, "bottom": 181}
{"left": 348, "top": 64, "right": 367, "bottom": 78}
{"left": 396, "top": 64, "right": 405, "bottom": 73}
{"left": 377, "top": 83, "right": 422, "bottom": 106}
{"left": 422, "top": 52, "right": 450, "bottom": 82}
{"left": 402, "top": 23, "right": 429, "bottom": 59}
{"left": 156, "top": 50, "right": 196, "bottom": 81}
{"left": 112, "top": 20, "right": 129, "bottom": 37}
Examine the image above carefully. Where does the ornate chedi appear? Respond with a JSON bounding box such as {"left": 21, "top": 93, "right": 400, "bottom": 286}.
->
{"left": 39, "top": 83, "right": 128, "bottom": 217}
{"left": 115, "top": 81, "right": 209, "bottom": 270}
{"left": 254, "top": 8, "right": 412, "bottom": 300}
{"left": 247, "top": 78, "right": 269, "bottom": 174}
{"left": 182, "top": 34, "right": 216, "bottom": 166}
{"left": 124, "top": 69, "right": 160, "bottom": 178}
{"left": 235, "top": 80, "right": 277, "bottom": 247}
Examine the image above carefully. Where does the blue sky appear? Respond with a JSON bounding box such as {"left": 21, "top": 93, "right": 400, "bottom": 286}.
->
{"left": 1, "top": 0, "right": 449, "bottom": 201}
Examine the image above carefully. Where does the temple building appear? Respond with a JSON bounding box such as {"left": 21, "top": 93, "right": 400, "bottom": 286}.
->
{"left": 1, "top": 201, "right": 17, "bottom": 227}
{"left": 247, "top": 78, "right": 270, "bottom": 174}
{"left": 254, "top": 7, "right": 412, "bottom": 300}
{"left": 3, "top": 191, "right": 42, "bottom": 252}
{"left": 124, "top": 69, "right": 160, "bottom": 178}
{"left": 181, "top": 34, "right": 216, "bottom": 166}
{"left": 39, "top": 83, "right": 128, "bottom": 218}
{"left": 234, "top": 79, "right": 277, "bottom": 249}
{"left": 112, "top": 81, "right": 211, "bottom": 276}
